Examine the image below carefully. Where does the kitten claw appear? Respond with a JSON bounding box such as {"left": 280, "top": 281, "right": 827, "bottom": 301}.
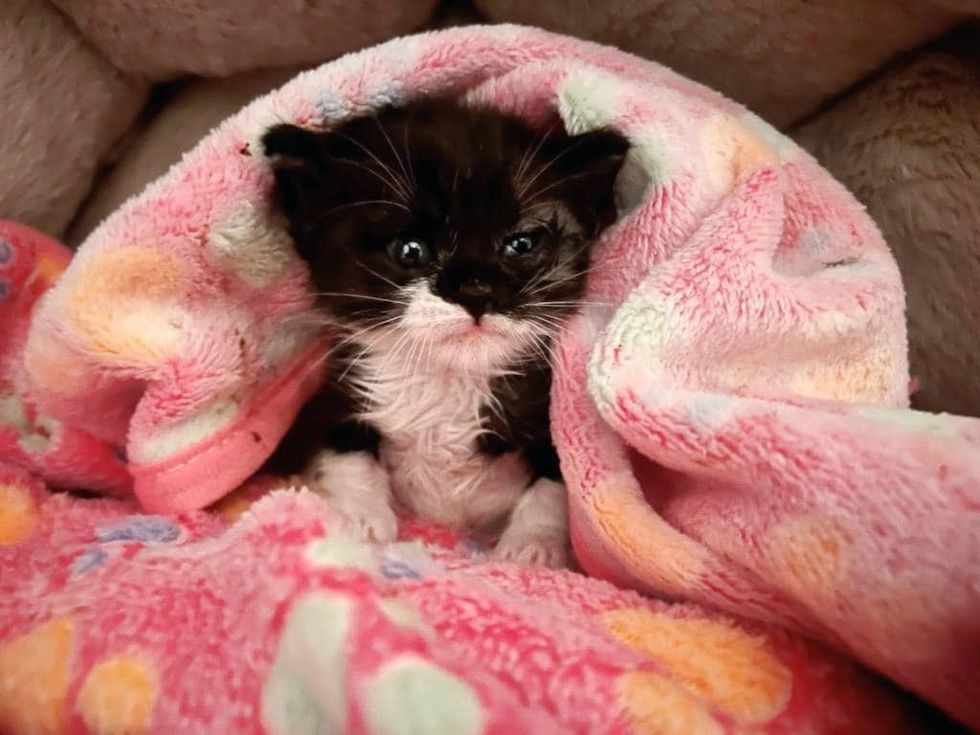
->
{"left": 494, "top": 533, "right": 568, "bottom": 569}
{"left": 337, "top": 503, "right": 398, "bottom": 544}
{"left": 494, "top": 477, "right": 569, "bottom": 568}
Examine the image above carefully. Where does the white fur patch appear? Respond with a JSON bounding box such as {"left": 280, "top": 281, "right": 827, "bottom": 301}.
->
{"left": 394, "top": 282, "right": 543, "bottom": 373}
{"left": 337, "top": 282, "right": 548, "bottom": 532}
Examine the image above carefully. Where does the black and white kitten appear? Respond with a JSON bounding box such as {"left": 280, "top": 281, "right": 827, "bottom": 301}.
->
{"left": 262, "top": 99, "right": 627, "bottom": 567}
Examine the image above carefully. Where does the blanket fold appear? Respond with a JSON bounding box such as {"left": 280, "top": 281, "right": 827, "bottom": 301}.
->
{"left": 2, "top": 24, "right": 977, "bottom": 730}
{"left": 0, "top": 221, "right": 131, "bottom": 496}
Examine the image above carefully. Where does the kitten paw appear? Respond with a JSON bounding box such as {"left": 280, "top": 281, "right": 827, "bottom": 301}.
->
{"left": 306, "top": 449, "right": 398, "bottom": 544}
{"left": 494, "top": 477, "right": 569, "bottom": 568}
{"left": 494, "top": 532, "right": 568, "bottom": 569}
{"left": 333, "top": 499, "right": 399, "bottom": 544}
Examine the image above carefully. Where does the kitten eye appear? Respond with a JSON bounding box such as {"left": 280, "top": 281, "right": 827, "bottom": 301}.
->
{"left": 502, "top": 229, "right": 544, "bottom": 257}
{"left": 387, "top": 238, "right": 432, "bottom": 268}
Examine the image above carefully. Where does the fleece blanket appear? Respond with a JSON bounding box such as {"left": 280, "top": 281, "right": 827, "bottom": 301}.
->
{"left": 0, "top": 462, "right": 932, "bottom": 734}
{"left": 1, "top": 23, "right": 978, "bottom": 730}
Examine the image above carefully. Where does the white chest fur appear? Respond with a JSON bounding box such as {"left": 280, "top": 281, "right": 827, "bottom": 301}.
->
{"left": 350, "top": 346, "right": 531, "bottom": 530}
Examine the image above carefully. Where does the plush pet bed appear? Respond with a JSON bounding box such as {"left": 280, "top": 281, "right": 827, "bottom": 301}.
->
{"left": 1, "top": 24, "right": 978, "bottom": 734}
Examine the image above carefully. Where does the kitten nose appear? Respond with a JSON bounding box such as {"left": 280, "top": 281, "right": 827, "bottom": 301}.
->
{"left": 457, "top": 277, "right": 493, "bottom": 319}
{"left": 459, "top": 278, "right": 492, "bottom": 299}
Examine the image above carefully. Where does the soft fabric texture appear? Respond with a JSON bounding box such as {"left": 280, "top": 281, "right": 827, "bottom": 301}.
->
{"left": 931, "top": 0, "right": 980, "bottom": 9}
{"left": 0, "top": 0, "right": 434, "bottom": 239}
{"left": 9, "top": 25, "right": 980, "bottom": 729}
{"left": 473, "top": 0, "right": 966, "bottom": 127}
{"left": 0, "top": 464, "right": 933, "bottom": 734}
{"left": 50, "top": 0, "right": 439, "bottom": 80}
{"left": 0, "top": 0, "right": 147, "bottom": 236}
{"left": 795, "top": 30, "right": 980, "bottom": 416}
{"left": 0, "top": 222, "right": 131, "bottom": 495}
{"left": 66, "top": 68, "right": 300, "bottom": 247}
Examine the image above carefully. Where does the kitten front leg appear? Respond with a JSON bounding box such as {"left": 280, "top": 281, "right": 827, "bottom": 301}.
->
{"left": 305, "top": 449, "right": 398, "bottom": 543}
{"left": 494, "top": 477, "right": 569, "bottom": 568}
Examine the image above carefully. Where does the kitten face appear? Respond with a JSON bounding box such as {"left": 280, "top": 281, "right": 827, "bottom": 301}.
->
{"left": 263, "top": 100, "right": 627, "bottom": 371}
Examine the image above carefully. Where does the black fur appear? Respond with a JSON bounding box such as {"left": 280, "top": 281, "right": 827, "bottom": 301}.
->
{"left": 263, "top": 98, "right": 627, "bottom": 481}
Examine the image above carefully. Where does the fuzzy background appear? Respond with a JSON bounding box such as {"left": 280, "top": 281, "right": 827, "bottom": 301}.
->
{"left": 1, "top": 0, "right": 977, "bottom": 417}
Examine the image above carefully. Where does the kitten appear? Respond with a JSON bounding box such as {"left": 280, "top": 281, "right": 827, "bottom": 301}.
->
{"left": 262, "top": 99, "right": 627, "bottom": 567}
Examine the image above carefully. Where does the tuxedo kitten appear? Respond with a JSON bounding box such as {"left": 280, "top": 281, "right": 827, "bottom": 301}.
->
{"left": 262, "top": 99, "right": 627, "bottom": 567}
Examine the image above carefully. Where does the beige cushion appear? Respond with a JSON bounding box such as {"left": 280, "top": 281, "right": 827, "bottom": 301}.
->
{"left": 51, "top": 0, "right": 439, "bottom": 80}
{"left": 474, "top": 0, "right": 964, "bottom": 127}
{"left": 68, "top": 68, "right": 298, "bottom": 245}
{"left": 795, "top": 36, "right": 980, "bottom": 415}
{"left": 0, "top": 0, "right": 146, "bottom": 236}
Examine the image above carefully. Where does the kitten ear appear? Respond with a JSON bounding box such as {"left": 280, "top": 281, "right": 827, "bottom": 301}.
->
{"left": 262, "top": 124, "right": 329, "bottom": 241}
{"left": 546, "top": 129, "right": 630, "bottom": 234}
{"left": 263, "top": 123, "right": 325, "bottom": 166}
{"left": 558, "top": 129, "right": 630, "bottom": 179}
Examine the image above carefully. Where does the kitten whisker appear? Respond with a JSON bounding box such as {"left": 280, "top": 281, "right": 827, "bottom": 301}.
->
{"left": 516, "top": 269, "right": 544, "bottom": 297}
{"left": 523, "top": 264, "right": 599, "bottom": 299}
{"left": 401, "top": 122, "right": 417, "bottom": 188}
{"left": 337, "top": 347, "right": 371, "bottom": 385}
{"left": 514, "top": 129, "right": 551, "bottom": 190}
{"left": 523, "top": 319, "right": 566, "bottom": 338}
{"left": 373, "top": 114, "right": 415, "bottom": 201}
{"left": 517, "top": 133, "right": 595, "bottom": 200}
{"left": 522, "top": 169, "right": 603, "bottom": 207}
{"left": 329, "top": 318, "right": 403, "bottom": 360}
{"left": 519, "top": 242, "right": 595, "bottom": 296}
{"left": 519, "top": 259, "right": 575, "bottom": 298}
{"left": 353, "top": 259, "right": 401, "bottom": 290}
{"left": 332, "top": 129, "right": 412, "bottom": 201}
{"left": 331, "top": 155, "right": 411, "bottom": 204}
{"left": 308, "top": 199, "right": 410, "bottom": 229}
{"left": 516, "top": 257, "right": 563, "bottom": 296}
{"left": 516, "top": 331, "right": 557, "bottom": 368}
{"left": 521, "top": 299, "right": 608, "bottom": 309}
{"left": 338, "top": 315, "right": 404, "bottom": 339}
{"left": 311, "top": 316, "right": 400, "bottom": 379}
{"left": 334, "top": 128, "right": 412, "bottom": 198}
{"left": 517, "top": 202, "right": 565, "bottom": 222}
{"left": 335, "top": 319, "right": 410, "bottom": 385}
{"left": 480, "top": 383, "right": 507, "bottom": 432}
{"left": 314, "top": 291, "right": 410, "bottom": 307}
{"left": 526, "top": 310, "right": 568, "bottom": 328}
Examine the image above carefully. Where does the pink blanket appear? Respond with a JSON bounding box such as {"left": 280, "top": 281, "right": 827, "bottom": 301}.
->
{"left": 2, "top": 23, "right": 978, "bottom": 731}
{"left": 0, "top": 463, "right": 930, "bottom": 733}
